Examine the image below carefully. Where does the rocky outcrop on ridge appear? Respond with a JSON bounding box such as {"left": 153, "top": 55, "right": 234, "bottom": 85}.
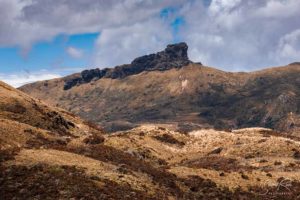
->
{"left": 63, "top": 42, "right": 193, "bottom": 90}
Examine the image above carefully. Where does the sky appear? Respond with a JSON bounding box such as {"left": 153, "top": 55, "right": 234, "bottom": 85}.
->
{"left": 0, "top": 0, "right": 299, "bottom": 87}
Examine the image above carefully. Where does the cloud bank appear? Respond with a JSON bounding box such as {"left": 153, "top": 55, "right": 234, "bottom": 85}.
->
{"left": 0, "top": 71, "right": 61, "bottom": 88}
{"left": 0, "top": 0, "right": 300, "bottom": 72}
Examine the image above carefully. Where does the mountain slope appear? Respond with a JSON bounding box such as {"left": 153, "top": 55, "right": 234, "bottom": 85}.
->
{"left": 20, "top": 43, "right": 300, "bottom": 134}
{"left": 0, "top": 80, "right": 102, "bottom": 150}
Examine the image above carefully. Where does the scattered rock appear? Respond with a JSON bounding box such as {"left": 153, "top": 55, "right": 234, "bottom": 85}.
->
{"left": 241, "top": 174, "right": 249, "bottom": 180}
{"left": 245, "top": 154, "right": 255, "bottom": 159}
{"left": 139, "top": 131, "right": 145, "bottom": 136}
{"left": 258, "top": 139, "right": 267, "bottom": 143}
{"left": 288, "top": 162, "right": 296, "bottom": 167}
{"left": 157, "top": 127, "right": 166, "bottom": 131}
{"left": 266, "top": 173, "right": 272, "bottom": 177}
{"left": 117, "top": 164, "right": 131, "bottom": 174}
{"left": 83, "top": 134, "right": 105, "bottom": 145}
{"left": 89, "top": 175, "right": 101, "bottom": 181}
{"left": 209, "top": 147, "right": 223, "bottom": 155}
{"left": 274, "top": 161, "right": 282, "bottom": 165}
{"left": 259, "top": 159, "right": 268, "bottom": 163}
{"left": 219, "top": 172, "right": 225, "bottom": 177}
{"left": 293, "top": 150, "right": 300, "bottom": 159}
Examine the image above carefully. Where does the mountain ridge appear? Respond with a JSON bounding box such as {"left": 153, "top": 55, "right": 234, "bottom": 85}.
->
{"left": 19, "top": 43, "right": 300, "bottom": 135}
{"left": 63, "top": 42, "right": 192, "bottom": 90}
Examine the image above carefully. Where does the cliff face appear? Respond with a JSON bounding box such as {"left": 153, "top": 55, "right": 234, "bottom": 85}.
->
{"left": 64, "top": 42, "right": 192, "bottom": 90}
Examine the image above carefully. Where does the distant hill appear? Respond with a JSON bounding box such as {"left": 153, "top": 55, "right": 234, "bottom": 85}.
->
{"left": 0, "top": 80, "right": 102, "bottom": 150}
{"left": 20, "top": 43, "right": 300, "bottom": 135}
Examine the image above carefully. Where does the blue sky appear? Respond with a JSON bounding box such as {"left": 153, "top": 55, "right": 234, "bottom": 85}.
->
{"left": 0, "top": 32, "right": 101, "bottom": 86}
{"left": 0, "top": 4, "right": 186, "bottom": 87}
{"left": 0, "top": 0, "right": 299, "bottom": 87}
{"left": 0, "top": 33, "right": 98, "bottom": 74}
{"left": 0, "top": 7, "right": 183, "bottom": 74}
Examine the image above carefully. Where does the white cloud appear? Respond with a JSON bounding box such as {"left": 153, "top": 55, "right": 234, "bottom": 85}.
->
{"left": 276, "top": 29, "right": 300, "bottom": 61}
{"left": 66, "top": 47, "right": 84, "bottom": 59}
{"left": 0, "top": 71, "right": 61, "bottom": 88}
{"left": 0, "top": 0, "right": 184, "bottom": 52}
{"left": 93, "top": 18, "right": 173, "bottom": 67}
{"left": 178, "top": 0, "right": 300, "bottom": 71}
{"left": 209, "top": 0, "right": 242, "bottom": 15}
{"left": 0, "top": 0, "right": 300, "bottom": 72}
{"left": 255, "top": 0, "right": 300, "bottom": 18}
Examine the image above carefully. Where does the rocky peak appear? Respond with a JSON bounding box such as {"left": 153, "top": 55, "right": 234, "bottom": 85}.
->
{"left": 165, "top": 42, "right": 189, "bottom": 59}
{"left": 63, "top": 42, "right": 195, "bottom": 90}
{"left": 289, "top": 62, "right": 300, "bottom": 66}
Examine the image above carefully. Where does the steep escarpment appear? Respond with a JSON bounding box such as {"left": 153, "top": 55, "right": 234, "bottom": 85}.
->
{"left": 63, "top": 42, "right": 191, "bottom": 90}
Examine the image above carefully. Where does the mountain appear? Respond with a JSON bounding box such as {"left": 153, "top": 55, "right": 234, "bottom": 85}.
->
{"left": 2, "top": 80, "right": 300, "bottom": 199}
{"left": 20, "top": 43, "right": 300, "bottom": 135}
{"left": 63, "top": 42, "right": 191, "bottom": 90}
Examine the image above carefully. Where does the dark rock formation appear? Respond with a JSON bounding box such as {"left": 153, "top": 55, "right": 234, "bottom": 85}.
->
{"left": 63, "top": 42, "right": 193, "bottom": 90}
{"left": 63, "top": 77, "right": 82, "bottom": 91}
{"left": 289, "top": 62, "right": 300, "bottom": 66}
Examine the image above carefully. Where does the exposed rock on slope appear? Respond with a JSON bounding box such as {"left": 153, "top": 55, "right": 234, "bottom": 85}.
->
{"left": 63, "top": 42, "right": 191, "bottom": 90}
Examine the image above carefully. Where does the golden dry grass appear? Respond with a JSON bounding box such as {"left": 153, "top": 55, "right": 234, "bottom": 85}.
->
{"left": 0, "top": 80, "right": 104, "bottom": 151}
{"left": 6, "top": 148, "right": 158, "bottom": 194}
{"left": 104, "top": 125, "right": 300, "bottom": 190}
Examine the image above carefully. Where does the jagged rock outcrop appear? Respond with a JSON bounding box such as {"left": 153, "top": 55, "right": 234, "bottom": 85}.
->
{"left": 64, "top": 42, "right": 192, "bottom": 90}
